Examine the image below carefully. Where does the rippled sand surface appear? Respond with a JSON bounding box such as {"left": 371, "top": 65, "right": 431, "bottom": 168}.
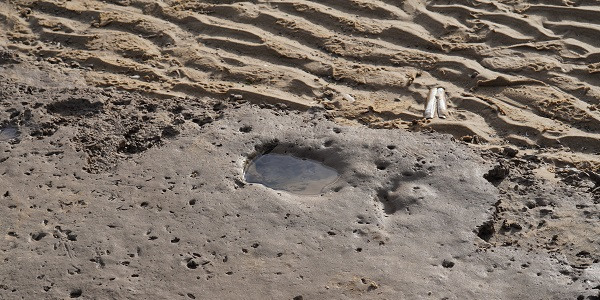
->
{"left": 1, "top": 0, "right": 599, "bottom": 168}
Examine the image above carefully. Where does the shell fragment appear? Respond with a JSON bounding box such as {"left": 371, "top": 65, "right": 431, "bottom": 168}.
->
{"left": 424, "top": 87, "right": 438, "bottom": 119}
{"left": 436, "top": 88, "right": 448, "bottom": 119}
{"left": 342, "top": 93, "right": 355, "bottom": 103}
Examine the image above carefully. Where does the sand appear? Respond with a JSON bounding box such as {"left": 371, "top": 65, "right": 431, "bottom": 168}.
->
{"left": 2, "top": 0, "right": 600, "bottom": 166}
{"left": 1, "top": 0, "right": 600, "bottom": 299}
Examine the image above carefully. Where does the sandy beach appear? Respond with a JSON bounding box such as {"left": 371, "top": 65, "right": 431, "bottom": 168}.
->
{"left": 1, "top": 0, "right": 600, "bottom": 299}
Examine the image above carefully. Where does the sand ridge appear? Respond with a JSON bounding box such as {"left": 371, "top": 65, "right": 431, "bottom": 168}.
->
{"left": 1, "top": 0, "right": 599, "bottom": 168}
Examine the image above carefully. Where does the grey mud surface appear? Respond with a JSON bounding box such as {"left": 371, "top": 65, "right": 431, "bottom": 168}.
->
{"left": 1, "top": 62, "right": 600, "bottom": 299}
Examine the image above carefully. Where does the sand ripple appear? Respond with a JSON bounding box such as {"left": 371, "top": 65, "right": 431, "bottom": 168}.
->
{"left": 1, "top": 0, "right": 599, "bottom": 165}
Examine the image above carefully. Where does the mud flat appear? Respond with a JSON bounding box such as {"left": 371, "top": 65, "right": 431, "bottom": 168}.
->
{"left": 0, "top": 63, "right": 599, "bottom": 299}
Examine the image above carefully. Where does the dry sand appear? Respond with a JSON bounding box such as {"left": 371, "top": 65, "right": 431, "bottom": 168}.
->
{"left": 2, "top": 0, "right": 600, "bottom": 166}
{"left": 1, "top": 0, "right": 600, "bottom": 299}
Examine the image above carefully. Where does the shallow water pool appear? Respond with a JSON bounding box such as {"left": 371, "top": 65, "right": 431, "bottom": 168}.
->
{"left": 0, "top": 127, "right": 18, "bottom": 142}
{"left": 244, "top": 153, "right": 339, "bottom": 195}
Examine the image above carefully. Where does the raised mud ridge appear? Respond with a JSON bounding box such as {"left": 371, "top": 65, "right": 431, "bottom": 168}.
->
{"left": 1, "top": 0, "right": 600, "bottom": 168}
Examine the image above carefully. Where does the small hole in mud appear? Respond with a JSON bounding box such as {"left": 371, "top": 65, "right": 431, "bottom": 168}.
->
{"left": 239, "top": 125, "right": 252, "bottom": 133}
{"left": 244, "top": 153, "right": 339, "bottom": 195}
{"left": 442, "top": 260, "right": 455, "bottom": 268}
{"left": 376, "top": 161, "right": 390, "bottom": 171}
{"left": 332, "top": 128, "right": 342, "bottom": 134}
{"left": 186, "top": 260, "right": 199, "bottom": 269}
{"left": 402, "top": 171, "right": 414, "bottom": 177}
{"left": 387, "top": 145, "right": 396, "bottom": 150}
{"left": 69, "top": 289, "right": 82, "bottom": 298}
{"left": 31, "top": 232, "right": 47, "bottom": 241}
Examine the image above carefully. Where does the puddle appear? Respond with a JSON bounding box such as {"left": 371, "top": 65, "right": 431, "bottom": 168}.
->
{"left": 0, "top": 127, "right": 18, "bottom": 142}
{"left": 244, "top": 153, "right": 339, "bottom": 195}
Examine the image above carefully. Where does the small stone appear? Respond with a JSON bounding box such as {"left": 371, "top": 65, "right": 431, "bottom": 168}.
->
{"left": 230, "top": 94, "right": 243, "bottom": 101}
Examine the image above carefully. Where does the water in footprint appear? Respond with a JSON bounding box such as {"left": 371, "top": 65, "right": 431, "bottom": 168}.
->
{"left": 0, "top": 127, "right": 18, "bottom": 142}
{"left": 245, "top": 153, "right": 339, "bottom": 195}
